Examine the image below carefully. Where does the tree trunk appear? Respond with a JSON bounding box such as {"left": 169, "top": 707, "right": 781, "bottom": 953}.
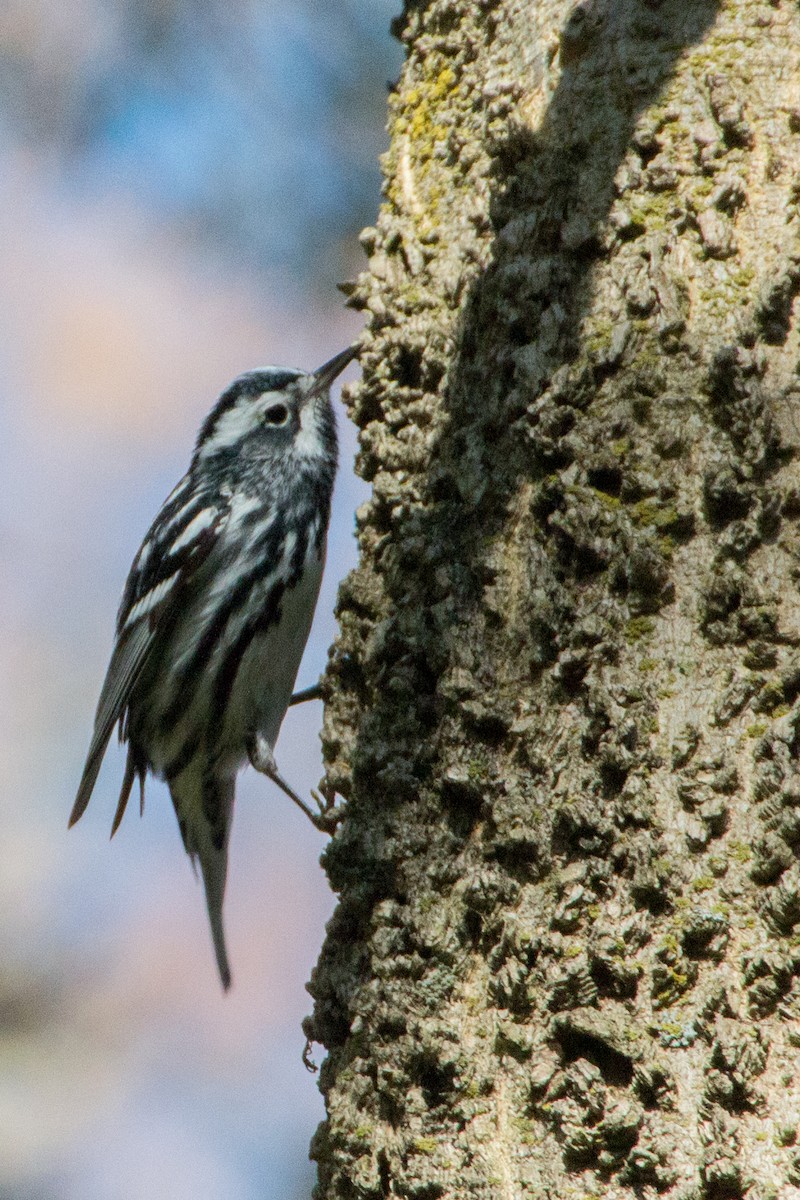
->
{"left": 306, "top": 1, "right": 800, "bottom": 1196}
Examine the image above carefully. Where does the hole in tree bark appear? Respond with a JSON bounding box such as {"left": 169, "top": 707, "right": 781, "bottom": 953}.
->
{"left": 704, "top": 1183, "right": 744, "bottom": 1200}
{"left": 396, "top": 345, "right": 423, "bottom": 388}
{"left": 586, "top": 463, "right": 623, "bottom": 495}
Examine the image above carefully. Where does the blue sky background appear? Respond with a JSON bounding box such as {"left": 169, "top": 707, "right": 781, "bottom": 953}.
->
{"left": 0, "top": 3, "right": 402, "bottom": 1196}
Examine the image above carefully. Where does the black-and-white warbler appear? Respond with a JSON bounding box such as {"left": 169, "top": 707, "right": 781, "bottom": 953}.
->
{"left": 70, "top": 346, "right": 356, "bottom": 989}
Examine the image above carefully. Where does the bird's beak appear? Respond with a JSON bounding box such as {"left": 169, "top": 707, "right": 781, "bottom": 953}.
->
{"left": 309, "top": 345, "right": 358, "bottom": 394}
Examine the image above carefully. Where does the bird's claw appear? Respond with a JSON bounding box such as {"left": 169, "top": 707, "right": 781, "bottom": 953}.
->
{"left": 309, "top": 781, "right": 342, "bottom": 833}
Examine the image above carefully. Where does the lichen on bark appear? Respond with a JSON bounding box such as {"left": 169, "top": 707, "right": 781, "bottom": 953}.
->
{"left": 305, "top": 1, "right": 800, "bottom": 1196}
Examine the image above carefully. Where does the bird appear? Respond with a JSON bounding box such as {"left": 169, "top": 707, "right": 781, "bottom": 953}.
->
{"left": 69, "top": 346, "right": 356, "bottom": 989}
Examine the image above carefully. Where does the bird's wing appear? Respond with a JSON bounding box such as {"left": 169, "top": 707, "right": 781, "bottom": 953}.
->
{"left": 69, "top": 620, "right": 155, "bottom": 827}
{"left": 69, "top": 486, "right": 224, "bottom": 828}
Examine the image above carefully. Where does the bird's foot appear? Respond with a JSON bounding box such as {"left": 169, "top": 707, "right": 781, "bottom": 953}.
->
{"left": 248, "top": 732, "right": 340, "bottom": 833}
{"left": 309, "top": 780, "right": 342, "bottom": 834}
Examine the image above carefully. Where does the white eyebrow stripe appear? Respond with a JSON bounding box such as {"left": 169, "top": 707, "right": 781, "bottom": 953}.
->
{"left": 200, "top": 398, "right": 263, "bottom": 457}
{"left": 169, "top": 507, "right": 218, "bottom": 554}
{"left": 124, "top": 571, "right": 181, "bottom": 629}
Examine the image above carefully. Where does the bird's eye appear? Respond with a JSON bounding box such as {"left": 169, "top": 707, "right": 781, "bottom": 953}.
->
{"left": 264, "top": 403, "right": 289, "bottom": 426}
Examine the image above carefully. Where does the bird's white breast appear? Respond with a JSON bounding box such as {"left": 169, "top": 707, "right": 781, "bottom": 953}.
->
{"left": 222, "top": 542, "right": 325, "bottom": 755}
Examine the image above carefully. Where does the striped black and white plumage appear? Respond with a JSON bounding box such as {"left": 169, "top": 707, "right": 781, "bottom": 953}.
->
{"left": 70, "top": 347, "right": 355, "bottom": 989}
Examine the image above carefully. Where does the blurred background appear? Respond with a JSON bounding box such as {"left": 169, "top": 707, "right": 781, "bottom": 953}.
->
{"left": 0, "top": 2, "right": 401, "bottom": 1196}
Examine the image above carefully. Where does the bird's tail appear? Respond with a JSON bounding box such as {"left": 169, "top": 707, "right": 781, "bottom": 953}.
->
{"left": 199, "top": 842, "right": 232, "bottom": 991}
{"left": 170, "top": 770, "right": 235, "bottom": 990}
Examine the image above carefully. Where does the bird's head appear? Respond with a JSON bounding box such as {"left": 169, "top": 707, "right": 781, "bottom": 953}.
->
{"left": 193, "top": 346, "right": 356, "bottom": 470}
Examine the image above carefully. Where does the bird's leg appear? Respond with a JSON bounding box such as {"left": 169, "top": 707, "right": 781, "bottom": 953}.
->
{"left": 288, "top": 681, "right": 323, "bottom": 707}
{"left": 248, "top": 731, "right": 340, "bottom": 832}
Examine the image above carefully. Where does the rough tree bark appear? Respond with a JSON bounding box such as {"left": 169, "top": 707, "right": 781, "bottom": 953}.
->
{"left": 305, "top": 1, "right": 800, "bottom": 1196}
